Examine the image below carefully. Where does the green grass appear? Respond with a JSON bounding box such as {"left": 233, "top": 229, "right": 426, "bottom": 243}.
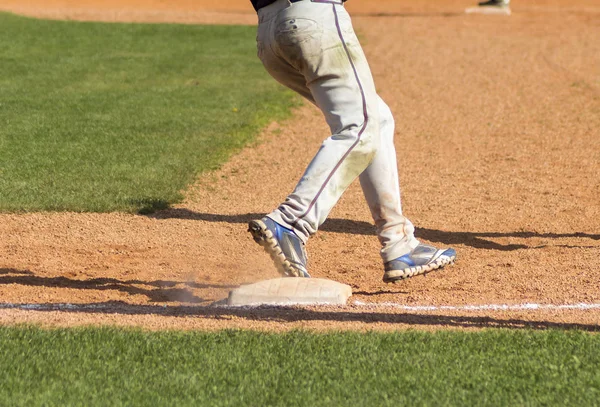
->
{"left": 1, "top": 327, "right": 600, "bottom": 406}
{"left": 0, "top": 13, "right": 298, "bottom": 213}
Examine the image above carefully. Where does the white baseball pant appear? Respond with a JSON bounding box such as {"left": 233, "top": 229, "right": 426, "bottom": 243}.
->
{"left": 256, "top": 0, "right": 419, "bottom": 262}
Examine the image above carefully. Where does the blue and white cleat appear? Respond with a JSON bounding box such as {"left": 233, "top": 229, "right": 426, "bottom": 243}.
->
{"left": 383, "top": 244, "right": 456, "bottom": 283}
{"left": 248, "top": 217, "right": 310, "bottom": 278}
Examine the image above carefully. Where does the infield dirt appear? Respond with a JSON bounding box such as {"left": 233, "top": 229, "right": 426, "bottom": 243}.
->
{"left": 0, "top": 0, "right": 599, "bottom": 331}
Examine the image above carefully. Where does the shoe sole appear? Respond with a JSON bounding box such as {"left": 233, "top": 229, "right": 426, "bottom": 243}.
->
{"left": 382, "top": 254, "right": 456, "bottom": 284}
{"left": 248, "top": 220, "right": 305, "bottom": 278}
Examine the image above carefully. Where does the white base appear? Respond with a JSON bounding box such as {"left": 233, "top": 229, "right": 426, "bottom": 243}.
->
{"left": 465, "top": 6, "right": 511, "bottom": 15}
{"left": 227, "top": 278, "right": 352, "bottom": 306}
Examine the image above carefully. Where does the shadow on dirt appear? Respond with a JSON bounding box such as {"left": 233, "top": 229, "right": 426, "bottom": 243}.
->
{"left": 146, "top": 209, "right": 600, "bottom": 251}
{"left": 353, "top": 289, "right": 410, "bottom": 296}
{"left": 0, "top": 268, "right": 33, "bottom": 276}
{"left": 0, "top": 268, "right": 236, "bottom": 303}
{"left": 352, "top": 11, "right": 464, "bottom": 18}
{"left": 1, "top": 300, "right": 598, "bottom": 332}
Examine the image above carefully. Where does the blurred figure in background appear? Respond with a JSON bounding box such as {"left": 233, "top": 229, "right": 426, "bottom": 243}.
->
{"left": 478, "top": 0, "right": 510, "bottom": 9}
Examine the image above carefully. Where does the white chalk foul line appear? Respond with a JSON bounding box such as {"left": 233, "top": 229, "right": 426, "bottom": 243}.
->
{"left": 352, "top": 301, "right": 600, "bottom": 312}
{"left": 0, "top": 302, "right": 600, "bottom": 312}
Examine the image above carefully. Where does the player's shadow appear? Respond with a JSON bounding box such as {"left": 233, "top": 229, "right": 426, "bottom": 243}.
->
{"left": 0, "top": 268, "right": 235, "bottom": 303}
{"left": 2, "top": 301, "right": 598, "bottom": 332}
{"left": 147, "top": 209, "right": 600, "bottom": 251}
{"left": 0, "top": 268, "right": 33, "bottom": 276}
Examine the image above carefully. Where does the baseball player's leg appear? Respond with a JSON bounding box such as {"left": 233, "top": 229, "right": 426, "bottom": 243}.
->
{"left": 361, "top": 96, "right": 456, "bottom": 283}
{"left": 252, "top": 0, "right": 456, "bottom": 280}
{"left": 263, "top": 1, "right": 381, "bottom": 241}
{"left": 361, "top": 99, "right": 456, "bottom": 283}
{"left": 359, "top": 97, "right": 420, "bottom": 263}
{"left": 251, "top": 0, "right": 380, "bottom": 277}
{"left": 260, "top": 53, "right": 420, "bottom": 263}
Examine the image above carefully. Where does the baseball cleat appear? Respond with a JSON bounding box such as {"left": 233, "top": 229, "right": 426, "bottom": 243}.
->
{"left": 248, "top": 217, "right": 310, "bottom": 278}
{"left": 383, "top": 244, "right": 456, "bottom": 283}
